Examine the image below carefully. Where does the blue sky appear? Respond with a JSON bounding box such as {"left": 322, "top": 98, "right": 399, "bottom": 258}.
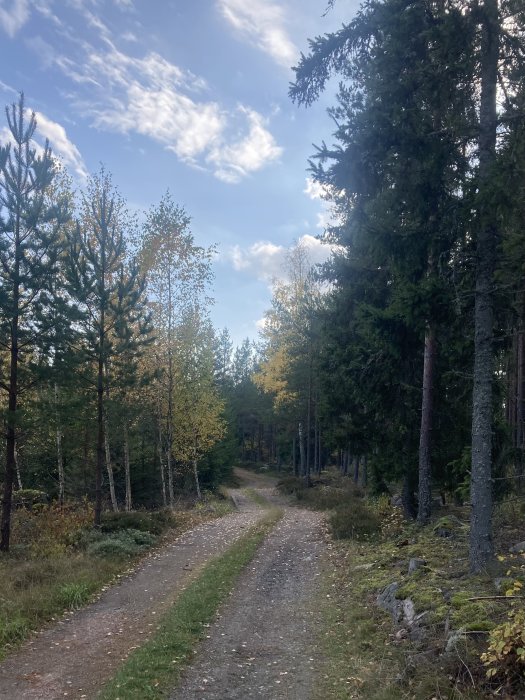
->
{"left": 0, "top": 0, "right": 361, "bottom": 347}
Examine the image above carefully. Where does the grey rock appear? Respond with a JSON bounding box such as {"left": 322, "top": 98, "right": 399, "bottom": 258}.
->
{"left": 510, "top": 541, "right": 525, "bottom": 554}
{"left": 445, "top": 627, "right": 466, "bottom": 653}
{"left": 353, "top": 563, "right": 375, "bottom": 571}
{"left": 377, "top": 582, "right": 402, "bottom": 622}
{"left": 408, "top": 558, "right": 426, "bottom": 575}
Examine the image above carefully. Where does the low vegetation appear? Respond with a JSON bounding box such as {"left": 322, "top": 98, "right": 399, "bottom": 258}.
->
{"left": 279, "top": 472, "right": 525, "bottom": 698}
{"left": 0, "top": 494, "right": 233, "bottom": 660}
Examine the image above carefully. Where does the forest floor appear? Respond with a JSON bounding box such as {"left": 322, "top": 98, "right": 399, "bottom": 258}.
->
{"left": 0, "top": 469, "right": 328, "bottom": 699}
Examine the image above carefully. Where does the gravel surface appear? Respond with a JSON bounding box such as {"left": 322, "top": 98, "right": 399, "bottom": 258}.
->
{"left": 0, "top": 477, "right": 268, "bottom": 700}
{"left": 171, "top": 506, "right": 326, "bottom": 700}
{"left": 0, "top": 470, "right": 328, "bottom": 700}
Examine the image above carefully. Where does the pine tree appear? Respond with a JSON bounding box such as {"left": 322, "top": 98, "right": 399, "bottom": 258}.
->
{"left": 0, "top": 95, "right": 70, "bottom": 550}
{"left": 67, "top": 169, "right": 147, "bottom": 525}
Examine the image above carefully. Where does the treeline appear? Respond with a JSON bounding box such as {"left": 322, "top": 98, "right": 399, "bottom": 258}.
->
{"left": 0, "top": 95, "right": 231, "bottom": 551}
{"left": 245, "top": 0, "right": 525, "bottom": 573}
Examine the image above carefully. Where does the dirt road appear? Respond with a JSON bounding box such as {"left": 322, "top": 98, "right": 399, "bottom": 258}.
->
{"left": 0, "top": 470, "right": 327, "bottom": 699}
{"left": 171, "top": 506, "right": 325, "bottom": 700}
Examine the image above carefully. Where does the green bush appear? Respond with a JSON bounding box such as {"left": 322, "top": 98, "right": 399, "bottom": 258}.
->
{"left": 86, "top": 528, "right": 156, "bottom": 558}
{"left": 277, "top": 476, "right": 303, "bottom": 495}
{"left": 57, "top": 582, "right": 91, "bottom": 610}
{"left": 100, "top": 509, "right": 176, "bottom": 536}
{"left": 12, "top": 489, "right": 48, "bottom": 509}
{"left": 329, "top": 501, "right": 381, "bottom": 540}
{"left": 0, "top": 615, "right": 30, "bottom": 647}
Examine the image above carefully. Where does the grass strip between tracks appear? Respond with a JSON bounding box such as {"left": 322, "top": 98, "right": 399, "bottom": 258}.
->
{"left": 99, "top": 506, "right": 283, "bottom": 699}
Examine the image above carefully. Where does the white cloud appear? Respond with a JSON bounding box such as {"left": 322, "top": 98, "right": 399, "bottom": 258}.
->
{"left": 304, "top": 177, "right": 327, "bottom": 201}
{"left": 0, "top": 108, "right": 88, "bottom": 181}
{"left": 208, "top": 107, "right": 282, "bottom": 183}
{"left": 0, "top": 0, "right": 30, "bottom": 36}
{"left": 227, "top": 234, "right": 337, "bottom": 285}
{"left": 60, "top": 43, "right": 281, "bottom": 182}
{"left": 35, "top": 111, "right": 88, "bottom": 180}
{"left": 217, "top": 0, "right": 298, "bottom": 69}
{"left": 304, "top": 177, "right": 340, "bottom": 231}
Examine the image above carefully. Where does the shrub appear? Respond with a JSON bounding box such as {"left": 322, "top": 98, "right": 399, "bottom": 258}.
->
{"left": 12, "top": 489, "right": 48, "bottom": 509}
{"left": 0, "top": 615, "right": 30, "bottom": 647}
{"left": 329, "top": 501, "right": 381, "bottom": 540}
{"left": 481, "top": 580, "right": 525, "bottom": 688}
{"left": 100, "top": 509, "right": 176, "bottom": 536}
{"left": 277, "top": 476, "right": 303, "bottom": 495}
{"left": 57, "top": 582, "right": 91, "bottom": 610}
{"left": 86, "top": 529, "right": 156, "bottom": 558}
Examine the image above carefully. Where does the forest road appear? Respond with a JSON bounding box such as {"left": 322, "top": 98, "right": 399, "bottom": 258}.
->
{"left": 170, "top": 470, "right": 326, "bottom": 700}
{"left": 0, "top": 469, "right": 327, "bottom": 699}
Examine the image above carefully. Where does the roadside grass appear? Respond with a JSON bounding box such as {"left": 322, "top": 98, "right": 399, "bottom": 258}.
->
{"left": 99, "top": 507, "right": 283, "bottom": 700}
{"left": 244, "top": 487, "right": 273, "bottom": 507}
{"left": 0, "top": 494, "right": 234, "bottom": 660}
{"left": 280, "top": 470, "right": 518, "bottom": 699}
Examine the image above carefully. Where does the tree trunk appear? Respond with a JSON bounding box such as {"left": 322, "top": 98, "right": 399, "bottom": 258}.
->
{"left": 417, "top": 323, "right": 437, "bottom": 524}
{"left": 193, "top": 439, "right": 201, "bottom": 501}
{"left": 95, "top": 352, "right": 104, "bottom": 527}
{"left": 104, "top": 419, "right": 118, "bottom": 512}
{"left": 123, "top": 422, "right": 132, "bottom": 512}
{"left": 0, "top": 247, "right": 19, "bottom": 551}
{"left": 14, "top": 442, "right": 22, "bottom": 491}
{"left": 158, "top": 417, "right": 167, "bottom": 507}
{"left": 362, "top": 455, "right": 368, "bottom": 487}
{"left": 55, "top": 383, "right": 64, "bottom": 506}
{"left": 516, "top": 298, "right": 524, "bottom": 489}
{"left": 353, "top": 456, "right": 359, "bottom": 485}
{"left": 298, "top": 422, "right": 306, "bottom": 479}
{"left": 469, "top": 0, "right": 499, "bottom": 573}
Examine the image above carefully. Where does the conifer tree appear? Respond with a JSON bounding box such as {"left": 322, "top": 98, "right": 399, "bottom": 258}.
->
{"left": 0, "top": 95, "right": 70, "bottom": 550}
{"left": 67, "top": 169, "right": 147, "bottom": 525}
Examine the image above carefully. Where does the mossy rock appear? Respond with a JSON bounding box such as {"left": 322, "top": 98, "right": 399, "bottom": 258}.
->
{"left": 396, "top": 580, "right": 444, "bottom": 613}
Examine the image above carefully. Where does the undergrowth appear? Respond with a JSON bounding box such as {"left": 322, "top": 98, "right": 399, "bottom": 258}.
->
{"left": 0, "top": 494, "right": 233, "bottom": 660}
{"left": 280, "top": 470, "right": 525, "bottom": 698}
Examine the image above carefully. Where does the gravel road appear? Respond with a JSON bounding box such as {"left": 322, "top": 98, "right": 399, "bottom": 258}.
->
{"left": 171, "top": 506, "right": 326, "bottom": 700}
{"left": 0, "top": 470, "right": 327, "bottom": 700}
{"left": 0, "top": 475, "right": 269, "bottom": 699}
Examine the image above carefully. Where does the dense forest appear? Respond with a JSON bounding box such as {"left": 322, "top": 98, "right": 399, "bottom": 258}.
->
{"left": 1, "top": 0, "right": 525, "bottom": 696}
{"left": 1, "top": 0, "right": 525, "bottom": 577}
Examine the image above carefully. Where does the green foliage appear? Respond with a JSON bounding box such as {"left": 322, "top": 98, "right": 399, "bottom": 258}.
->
{"left": 329, "top": 501, "right": 381, "bottom": 540}
{"left": 12, "top": 490, "right": 48, "bottom": 508}
{"left": 481, "top": 580, "right": 525, "bottom": 687}
{"left": 100, "top": 509, "right": 176, "bottom": 536}
{"left": 86, "top": 528, "right": 156, "bottom": 558}
{"left": 57, "top": 582, "right": 91, "bottom": 610}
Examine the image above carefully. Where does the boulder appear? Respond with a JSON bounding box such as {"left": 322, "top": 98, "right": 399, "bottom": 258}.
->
{"left": 509, "top": 541, "right": 525, "bottom": 554}
{"left": 377, "top": 582, "right": 402, "bottom": 623}
{"left": 408, "top": 558, "right": 426, "bottom": 575}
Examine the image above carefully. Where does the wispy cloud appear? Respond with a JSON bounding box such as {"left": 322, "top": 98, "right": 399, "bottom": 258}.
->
{"left": 0, "top": 106, "right": 88, "bottom": 182}
{"left": 0, "top": 0, "right": 30, "bottom": 37}
{"left": 35, "top": 111, "right": 88, "bottom": 180}
{"left": 18, "top": 0, "right": 283, "bottom": 183}
{"left": 227, "top": 234, "right": 337, "bottom": 285}
{"left": 208, "top": 107, "right": 282, "bottom": 183}
{"left": 217, "top": 0, "right": 297, "bottom": 69}
{"left": 304, "top": 177, "right": 338, "bottom": 231}
{"left": 58, "top": 41, "right": 281, "bottom": 182}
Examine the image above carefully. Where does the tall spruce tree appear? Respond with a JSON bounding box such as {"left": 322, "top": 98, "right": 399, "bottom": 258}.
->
{"left": 0, "top": 95, "right": 70, "bottom": 550}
